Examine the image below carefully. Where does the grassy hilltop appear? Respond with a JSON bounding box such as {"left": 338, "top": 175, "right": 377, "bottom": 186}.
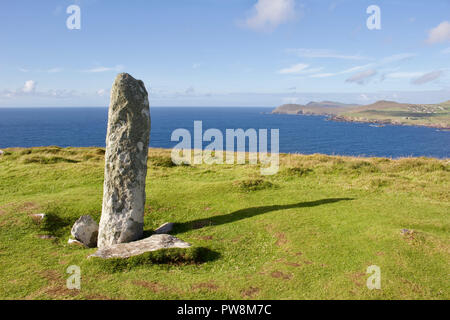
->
{"left": 0, "top": 147, "right": 449, "bottom": 300}
{"left": 272, "top": 100, "right": 450, "bottom": 129}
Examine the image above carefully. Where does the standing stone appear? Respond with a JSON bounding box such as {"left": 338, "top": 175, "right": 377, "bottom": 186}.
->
{"left": 98, "top": 73, "right": 151, "bottom": 248}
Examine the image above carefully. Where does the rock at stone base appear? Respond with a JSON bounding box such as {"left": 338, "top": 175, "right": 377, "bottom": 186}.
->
{"left": 68, "top": 238, "right": 87, "bottom": 247}
{"left": 89, "top": 234, "right": 191, "bottom": 259}
{"left": 71, "top": 215, "right": 99, "bottom": 248}
{"left": 154, "top": 222, "right": 174, "bottom": 234}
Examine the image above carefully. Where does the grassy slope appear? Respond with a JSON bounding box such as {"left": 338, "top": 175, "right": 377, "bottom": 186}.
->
{"left": 0, "top": 147, "right": 449, "bottom": 300}
{"left": 340, "top": 101, "right": 450, "bottom": 128}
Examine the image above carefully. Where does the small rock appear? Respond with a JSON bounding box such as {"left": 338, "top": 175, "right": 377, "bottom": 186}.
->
{"left": 71, "top": 215, "right": 99, "bottom": 248}
{"left": 68, "top": 238, "right": 87, "bottom": 247}
{"left": 401, "top": 229, "right": 413, "bottom": 235}
{"left": 0, "top": 150, "right": 4, "bottom": 156}
{"left": 154, "top": 222, "right": 174, "bottom": 234}
{"left": 36, "top": 234, "right": 56, "bottom": 240}
{"left": 30, "top": 213, "right": 46, "bottom": 224}
{"left": 32, "top": 213, "right": 46, "bottom": 219}
{"left": 89, "top": 234, "right": 191, "bottom": 259}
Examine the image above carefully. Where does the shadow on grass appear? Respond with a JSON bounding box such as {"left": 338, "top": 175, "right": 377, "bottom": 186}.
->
{"left": 39, "top": 212, "right": 73, "bottom": 238}
{"left": 173, "top": 198, "right": 354, "bottom": 234}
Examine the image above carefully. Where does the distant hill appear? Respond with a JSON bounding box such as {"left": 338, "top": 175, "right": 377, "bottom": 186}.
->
{"left": 271, "top": 104, "right": 307, "bottom": 115}
{"left": 306, "top": 101, "right": 358, "bottom": 108}
{"left": 272, "top": 101, "right": 357, "bottom": 116}
{"left": 272, "top": 100, "right": 450, "bottom": 129}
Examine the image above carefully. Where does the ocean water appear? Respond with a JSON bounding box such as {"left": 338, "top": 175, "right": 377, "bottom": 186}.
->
{"left": 0, "top": 107, "right": 448, "bottom": 158}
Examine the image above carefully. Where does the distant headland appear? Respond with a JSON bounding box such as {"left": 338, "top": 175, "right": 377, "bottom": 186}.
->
{"left": 272, "top": 100, "right": 450, "bottom": 130}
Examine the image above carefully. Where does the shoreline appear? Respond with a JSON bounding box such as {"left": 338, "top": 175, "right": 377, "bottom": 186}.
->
{"left": 272, "top": 111, "right": 450, "bottom": 130}
{"left": 328, "top": 115, "right": 450, "bottom": 130}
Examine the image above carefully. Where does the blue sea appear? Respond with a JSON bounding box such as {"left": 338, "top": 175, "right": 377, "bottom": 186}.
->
{"left": 0, "top": 107, "right": 448, "bottom": 158}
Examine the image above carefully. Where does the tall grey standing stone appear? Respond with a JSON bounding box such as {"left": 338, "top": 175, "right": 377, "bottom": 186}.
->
{"left": 98, "top": 73, "right": 151, "bottom": 248}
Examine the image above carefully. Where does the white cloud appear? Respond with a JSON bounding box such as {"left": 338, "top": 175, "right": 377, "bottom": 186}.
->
{"left": 283, "top": 51, "right": 417, "bottom": 82}
{"left": 310, "top": 73, "right": 336, "bottom": 78}
{"left": 278, "top": 63, "right": 308, "bottom": 74}
{"left": 245, "top": 0, "right": 297, "bottom": 31}
{"left": 84, "top": 65, "right": 124, "bottom": 73}
{"left": 18, "top": 67, "right": 63, "bottom": 73}
{"left": 386, "top": 72, "right": 424, "bottom": 79}
{"left": 379, "top": 53, "right": 416, "bottom": 65}
{"left": 345, "top": 69, "right": 377, "bottom": 85}
{"left": 22, "top": 80, "right": 36, "bottom": 93}
{"left": 427, "top": 21, "right": 450, "bottom": 44}
{"left": 0, "top": 80, "right": 86, "bottom": 100}
{"left": 309, "top": 64, "right": 373, "bottom": 78}
{"left": 411, "top": 70, "right": 444, "bottom": 85}
{"left": 287, "top": 48, "right": 369, "bottom": 60}
{"left": 96, "top": 89, "right": 109, "bottom": 97}
{"left": 192, "top": 63, "right": 201, "bottom": 69}
{"left": 47, "top": 68, "right": 63, "bottom": 73}
{"left": 441, "top": 47, "right": 450, "bottom": 54}
{"left": 278, "top": 63, "right": 324, "bottom": 75}
{"left": 340, "top": 65, "right": 372, "bottom": 74}
{"left": 282, "top": 97, "right": 299, "bottom": 104}
{"left": 185, "top": 86, "right": 195, "bottom": 95}
{"left": 359, "top": 94, "right": 370, "bottom": 101}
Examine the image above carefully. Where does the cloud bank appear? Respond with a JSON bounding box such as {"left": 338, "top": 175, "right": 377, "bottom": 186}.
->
{"left": 427, "top": 21, "right": 450, "bottom": 44}
{"left": 411, "top": 70, "right": 444, "bottom": 85}
{"left": 245, "top": 0, "right": 296, "bottom": 31}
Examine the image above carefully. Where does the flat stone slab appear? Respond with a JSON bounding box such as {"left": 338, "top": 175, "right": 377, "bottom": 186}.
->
{"left": 154, "top": 222, "right": 174, "bottom": 234}
{"left": 89, "top": 234, "right": 191, "bottom": 259}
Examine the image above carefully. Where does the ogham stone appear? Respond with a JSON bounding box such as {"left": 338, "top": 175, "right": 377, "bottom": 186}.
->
{"left": 97, "top": 73, "right": 151, "bottom": 248}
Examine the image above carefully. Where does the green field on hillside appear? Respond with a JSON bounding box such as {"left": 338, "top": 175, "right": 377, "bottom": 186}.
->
{"left": 272, "top": 101, "right": 450, "bottom": 129}
{"left": 0, "top": 147, "right": 448, "bottom": 300}
{"left": 340, "top": 102, "right": 450, "bottom": 128}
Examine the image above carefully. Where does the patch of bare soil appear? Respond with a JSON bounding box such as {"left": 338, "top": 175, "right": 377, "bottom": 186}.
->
{"left": 347, "top": 272, "right": 366, "bottom": 287}
{"left": 270, "top": 271, "right": 293, "bottom": 280}
{"left": 275, "top": 232, "right": 287, "bottom": 247}
{"left": 133, "top": 280, "right": 167, "bottom": 293}
{"left": 284, "top": 261, "right": 302, "bottom": 268}
{"left": 192, "top": 282, "right": 219, "bottom": 291}
{"left": 198, "top": 235, "right": 214, "bottom": 241}
{"left": 241, "top": 287, "right": 260, "bottom": 298}
{"left": 27, "top": 269, "right": 79, "bottom": 299}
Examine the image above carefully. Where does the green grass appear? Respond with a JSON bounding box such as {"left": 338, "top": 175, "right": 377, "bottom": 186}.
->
{"left": 341, "top": 103, "right": 450, "bottom": 128}
{"left": 0, "top": 147, "right": 449, "bottom": 300}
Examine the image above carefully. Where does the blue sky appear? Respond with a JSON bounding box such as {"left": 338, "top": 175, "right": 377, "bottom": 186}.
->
{"left": 1, "top": 0, "right": 450, "bottom": 107}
